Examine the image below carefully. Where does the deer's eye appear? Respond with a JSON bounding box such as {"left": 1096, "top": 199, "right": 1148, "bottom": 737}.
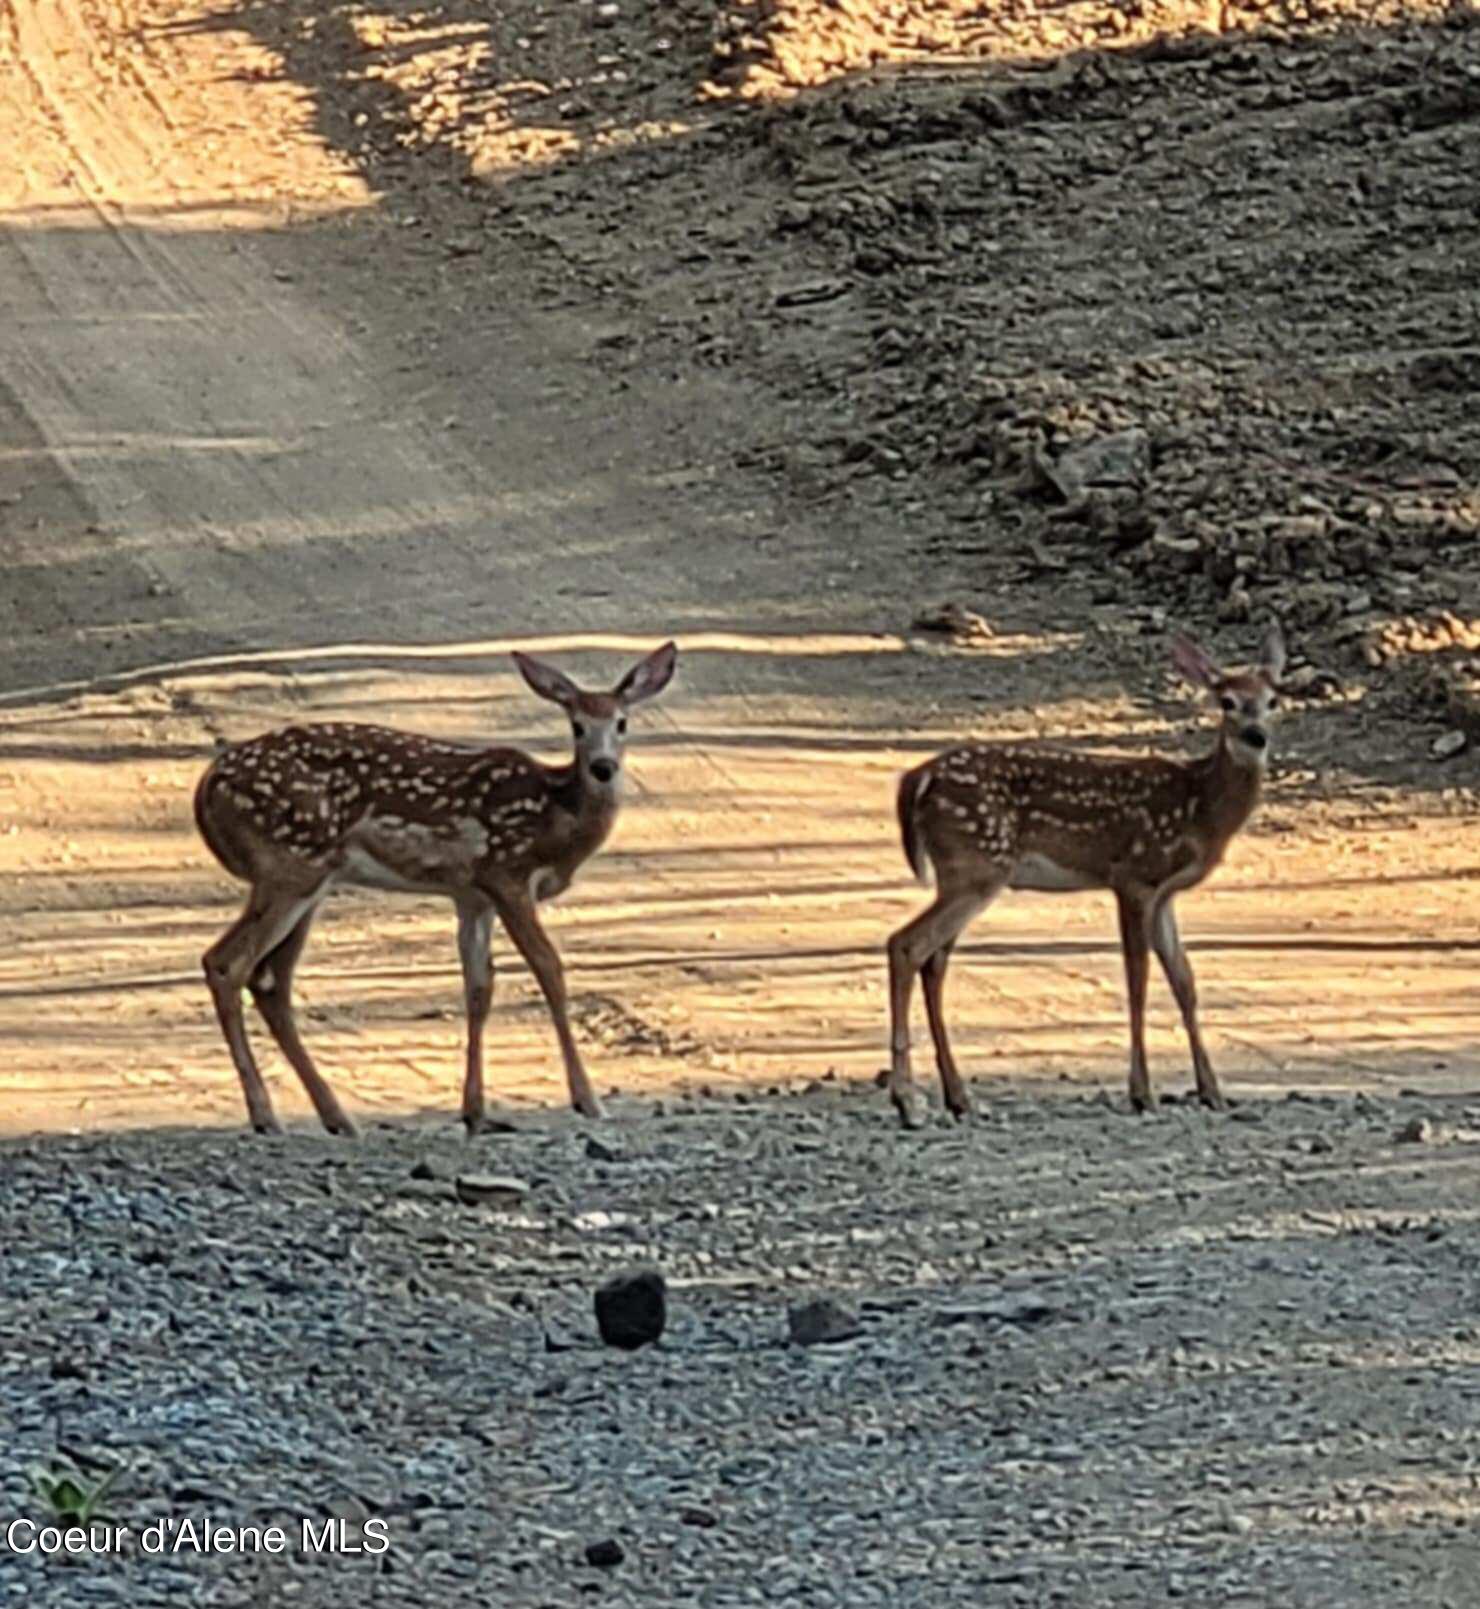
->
{"left": 573, "top": 721, "right": 587, "bottom": 739}
{"left": 1219, "top": 695, "right": 1237, "bottom": 713}
{"left": 617, "top": 717, "right": 628, "bottom": 735}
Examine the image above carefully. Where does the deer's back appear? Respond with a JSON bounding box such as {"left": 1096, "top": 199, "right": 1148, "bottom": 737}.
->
{"left": 914, "top": 743, "right": 1207, "bottom": 891}
{"left": 196, "top": 722, "right": 563, "bottom": 888}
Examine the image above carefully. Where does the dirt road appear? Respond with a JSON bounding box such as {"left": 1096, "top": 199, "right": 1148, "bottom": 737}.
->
{"left": 2, "top": 0, "right": 1478, "bottom": 1139}
{"left": 3, "top": 5, "right": 1480, "bottom": 1607}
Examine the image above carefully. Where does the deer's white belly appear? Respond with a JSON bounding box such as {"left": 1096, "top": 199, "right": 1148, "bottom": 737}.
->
{"left": 1008, "top": 852, "right": 1103, "bottom": 893}
{"left": 338, "top": 816, "right": 489, "bottom": 894}
{"left": 338, "top": 845, "right": 436, "bottom": 894}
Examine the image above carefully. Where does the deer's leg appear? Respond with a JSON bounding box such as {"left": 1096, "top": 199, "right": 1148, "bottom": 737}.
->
{"left": 1115, "top": 890, "right": 1154, "bottom": 1114}
{"left": 495, "top": 892, "right": 604, "bottom": 1120}
{"left": 203, "top": 887, "right": 322, "bottom": 1135}
{"left": 887, "top": 883, "right": 995, "bottom": 1129}
{"left": 921, "top": 940, "right": 973, "bottom": 1120}
{"left": 247, "top": 898, "right": 357, "bottom": 1138}
{"left": 1150, "top": 900, "right": 1224, "bottom": 1112}
{"left": 455, "top": 901, "right": 496, "bottom": 1135}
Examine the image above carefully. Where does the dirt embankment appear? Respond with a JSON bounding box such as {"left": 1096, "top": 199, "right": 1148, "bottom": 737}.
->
{"left": 214, "top": 0, "right": 1480, "bottom": 754}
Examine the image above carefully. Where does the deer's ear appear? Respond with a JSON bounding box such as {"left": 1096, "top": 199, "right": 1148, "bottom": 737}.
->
{"left": 1261, "top": 619, "right": 1287, "bottom": 686}
{"left": 615, "top": 641, "right": 677, "bottom": 707}
{"left": 1170, "top": 634, "right": 1220, "bottom": 691}
{"left": 512, "top": 651, "right": 582, "bottom": 710}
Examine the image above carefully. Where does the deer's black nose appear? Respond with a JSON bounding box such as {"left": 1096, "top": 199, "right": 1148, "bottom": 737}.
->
{"left": 1241, "top": 727, "right": 1267, "bottom": 751}
{"left": 590, "top": 758, "right": 617, "bottom": 784}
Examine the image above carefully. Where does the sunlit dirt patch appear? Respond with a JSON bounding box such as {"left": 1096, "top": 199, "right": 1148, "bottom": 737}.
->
{"left": 3, "top": 657, "right": 1479, "bottom": 1137}
{"left": 261, "top": 0, "right": 718, "bottom": 179}
{"left": 708, "top": 0, "right": 1473, "bottom": 97}
{"left": 0, "top": 0, "right": 370, "bottom": 219}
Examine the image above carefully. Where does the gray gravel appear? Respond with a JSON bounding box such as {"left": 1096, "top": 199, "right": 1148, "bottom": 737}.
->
{"left": 3, "top": 1080, "right": 1480, "bottom": 1605}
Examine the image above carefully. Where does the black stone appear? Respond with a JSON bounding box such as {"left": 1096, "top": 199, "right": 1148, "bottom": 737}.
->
{"left": 594, "top": 1270, "right": 666, "bottom": 1350}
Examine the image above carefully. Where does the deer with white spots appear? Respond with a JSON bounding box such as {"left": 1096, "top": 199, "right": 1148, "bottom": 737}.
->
{"left": 885, "top": 624, "right": 1286, "bottom": 1129}
{"left": 195, "top": 643, "right": 677, "bottom": 1137}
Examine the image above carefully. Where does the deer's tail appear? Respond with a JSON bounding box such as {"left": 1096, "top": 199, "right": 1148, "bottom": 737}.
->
{"left": 897, "top": 766, "right": 935, "bottom": 887}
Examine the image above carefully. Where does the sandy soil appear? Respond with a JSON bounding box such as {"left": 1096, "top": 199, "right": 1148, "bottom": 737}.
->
{"left": 1, "top": 0, "right": 1477, "bottom": 1144}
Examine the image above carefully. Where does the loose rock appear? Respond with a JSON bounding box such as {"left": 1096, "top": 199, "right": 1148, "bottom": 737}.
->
{"left": 594, "top": 1270, "right": 667, "bottom": 1350}
{"left": 788, "top": 1297, "right": 862, "bottom": 1346}
{"left": 454, "top": 1173, "right": 530, "bottom": 1206}
{"left": 911, "top": 601, "right": 994, "bottom": 644}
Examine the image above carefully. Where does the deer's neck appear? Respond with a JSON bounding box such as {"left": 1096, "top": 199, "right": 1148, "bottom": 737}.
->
{"left": 545, "top": 761, "right": 622, "bottom": 848}
{"left": 1190, "top": 733, "right": 1265, "bottom": 852}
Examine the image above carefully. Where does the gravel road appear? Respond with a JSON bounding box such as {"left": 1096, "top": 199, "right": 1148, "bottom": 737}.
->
{"left": 4, "top": 1084, "right": 1479, "bottom": 1605}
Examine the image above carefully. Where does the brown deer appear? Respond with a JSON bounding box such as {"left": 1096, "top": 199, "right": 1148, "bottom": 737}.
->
{"left": 195, "top": 643, "right": 677, "bottom": 1137}
{"left": 885, "top": 624, "right": 1286, "bottom": 1128}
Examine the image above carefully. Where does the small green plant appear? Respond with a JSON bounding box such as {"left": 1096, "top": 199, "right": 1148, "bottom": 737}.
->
{"left": 28, "top": 1462, "right": 122, "bottom": 1525}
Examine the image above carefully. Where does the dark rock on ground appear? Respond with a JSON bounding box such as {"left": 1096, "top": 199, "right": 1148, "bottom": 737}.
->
{"left": 595, "top": 1269, "right": 668, "bottom": 1350}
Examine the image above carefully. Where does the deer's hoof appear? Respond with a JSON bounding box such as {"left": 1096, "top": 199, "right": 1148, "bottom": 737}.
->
{"left": 893, "top": 1087, "right": 929, "bottom": 1131}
